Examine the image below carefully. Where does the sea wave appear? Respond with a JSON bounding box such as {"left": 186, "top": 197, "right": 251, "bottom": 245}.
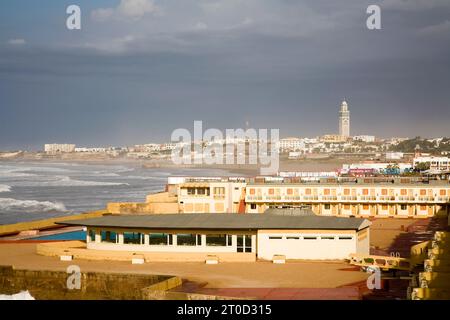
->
{"left": 0, "top": 198, "right": 67, "bottom": 213}
{"left": 0, "top": 185, "right": 11, "bottom": 193}
{"left": 11, "top": 176, "right": 130, "bottom": 187}
{"left": 57, "top": 176, "right": 129, "bottom": 186}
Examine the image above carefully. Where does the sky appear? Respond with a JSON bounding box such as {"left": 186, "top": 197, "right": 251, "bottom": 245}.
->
{"left": 0, "top": 0, "right": 450, "bottom": 150}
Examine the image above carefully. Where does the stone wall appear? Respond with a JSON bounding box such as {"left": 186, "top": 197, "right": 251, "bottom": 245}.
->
{"left": 0, "top": 265, "right": 179, "bottom": 300}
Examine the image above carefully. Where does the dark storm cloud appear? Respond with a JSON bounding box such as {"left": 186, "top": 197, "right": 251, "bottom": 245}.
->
{"left": 0, "top": 0, "right": 449, "bottom": 149}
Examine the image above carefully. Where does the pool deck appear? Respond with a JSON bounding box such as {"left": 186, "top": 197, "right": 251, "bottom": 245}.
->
{"left": 0, "top": 226, "right": 84, "bottom": 241}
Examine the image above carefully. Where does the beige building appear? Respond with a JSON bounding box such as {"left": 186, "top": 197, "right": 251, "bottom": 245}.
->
{"left": 245, "top": 180, "right": 450, "bottom": 218}
{"left": 177, "top": 178, "right": 247, "bottom": 214}
{"left": 60, "top": 210, "right": 370, "bottom": 261}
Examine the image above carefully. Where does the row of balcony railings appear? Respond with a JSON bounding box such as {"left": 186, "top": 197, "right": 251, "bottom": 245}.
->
{"left": 179, "top": 176, "right": 450, "bottom": 185}
{"left": 246, "top": 195, "right": 450, "bottom": 202}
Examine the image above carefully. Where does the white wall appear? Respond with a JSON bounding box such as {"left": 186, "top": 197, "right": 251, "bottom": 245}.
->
{"left": 257, "top": 230, "right": 358, "bottom": 260}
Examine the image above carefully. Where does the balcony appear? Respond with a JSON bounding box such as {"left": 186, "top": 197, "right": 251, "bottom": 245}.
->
{"left": 417, "top": 196, "right": 435, "bottom": 202}
{"left": 303, "top": 196, "right": 319, "bottom": 201}
{"left": 321, "top": 196, "right": 338, "bottom": 201}
{"left": 379, "top": 196, "right": 396, "bottom": 201}
{"left": 284, "top": 196, "right": 301, "bottom": 201}
{"left": 245, "top": 195, "right": 263, "bottom": 201}
{"left": 359, "top": 196, "right": 377, "bottom": 201}
{"left": 397, "top": 196, "right": 416, "bottom": 201}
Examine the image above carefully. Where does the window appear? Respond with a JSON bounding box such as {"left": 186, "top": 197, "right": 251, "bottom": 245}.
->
{"left": 237, "top": 235, "right": 252, "bottom": 252}
{"left": 343, "top": 189, "right": 350, "bottom": 195}
{"left": 420, "top": 205, "right": 426, "bottom": 210}
{"left": 177, "top": 234, "right": 197, "bottom": 246}
{"left": 286, "top": 236, "right": 299, "bottom": 240}
{"left": 305, "top": 188, "right": 311, "bottom": 195}
{"left": 268, "top": 188, "right": 274, "bottom": 195}
{"left": 123, "top": 232, "right": 143, "bottom": 244}
{"left": 187, "top": 188, "right": 196, "bottom": 195}
{"left": 401, "top": 189, "right": 407, "bottom": 196}
{"left": 197, "top": 188, "right": 210, "bottom": 195}
{"left": 149, "top": 233, "right": 170, "bottom": 246}
{"left": 323, "top": 189, "right": 330, "bottom": 195}
{"left": 440, "top": 189, "right": 446, "bottom": 196}
{"left": 250, "top": 203, "right": 257, "bottom": 210}
{"left": 206, "top": 234, "right": 228, "bottom": 246}
{"left": 227, "top": 235, "right": 232, "bottom": 246}
{"left": 339, "top": 236, "right": 353, "bottom": 240}
{"left": 304, "top": 236, "right": 317, "bottom": 240}
{"left": 321, "top": 236, "right": 335, "bottom": 240}
{"left": 88, "top": 229, "right": 96, "bottom": 242}
{"left": 249, "top": 188, "right": 255, "bottom": 195}
{"left": 269, "top": 236, "right": 282, "bottom": 240}
{"left": 362, "top": 204, "right": 369, "bottom": 210}
{"left": 324, "top": 204, "right": 331, "bottom": 210}
{"left": 381, "top": 189, "right": 388, "bottom": 196}
{"left": 343, "top": 204, "right": 350, "bottom": 210}
{"left": 400, "top": 204, "right": 407, "bottom": 210}
{"left": 362, "top": 189, "right": 369, "bottom": 195}
{"left": 196, "top": 234, "right": 202, "bottom": 246}
{"left": 381, "top": 204, "right": 388, "bottom": 210}
{"left": 420, "top": 189, "right": 426, "bottom": 196}
{"left": 287, "top": 188, "right": 293, "bottom": 195}
{"left": 101, "top": 231, "right": 117, "bottom": 243}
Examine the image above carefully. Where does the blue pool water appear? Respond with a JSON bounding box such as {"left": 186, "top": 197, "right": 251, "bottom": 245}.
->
{"left": 32, "top": 230, "right": 86, "bottom": 240}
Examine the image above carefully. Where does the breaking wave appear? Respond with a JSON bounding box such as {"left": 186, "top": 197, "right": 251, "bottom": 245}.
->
{"left": 0, "top": 198, "right": 67, "bottom": 213}
{"left": 55, "top": 176, "right": 130, "bottom": 186}
{"left": 0, "top": 185, "right": 11, "bottom": 193}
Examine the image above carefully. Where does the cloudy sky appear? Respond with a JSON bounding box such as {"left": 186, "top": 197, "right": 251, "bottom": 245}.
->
{"left": 1, "top": 0, "right": 449, "bottom": 150}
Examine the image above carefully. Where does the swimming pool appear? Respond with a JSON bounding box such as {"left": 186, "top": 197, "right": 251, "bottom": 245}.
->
{"left": 32, "top": 230, "right": 86, "bottom": 240}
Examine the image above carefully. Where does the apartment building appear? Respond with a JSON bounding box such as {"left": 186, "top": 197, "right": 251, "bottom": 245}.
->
{"left": 245, "top": 180, "right": 450, "bottom": 218}
{"left": 171, "top": 177, "right": 450, "bottom": 218}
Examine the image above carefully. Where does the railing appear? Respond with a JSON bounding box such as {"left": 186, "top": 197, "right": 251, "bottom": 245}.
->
{"left": 347, "top": 253, "right": 412, "bottom": 271}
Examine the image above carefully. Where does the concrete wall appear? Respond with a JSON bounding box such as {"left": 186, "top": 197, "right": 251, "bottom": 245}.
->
{"left": 0, "top": 265, "right": 176, "bottom": 300}
{"left": 0, "top": 210, "right": 107, "bottom": 237}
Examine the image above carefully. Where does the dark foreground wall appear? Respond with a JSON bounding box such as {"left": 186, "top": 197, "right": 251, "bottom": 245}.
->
{"left": 0, "top": 265, "right": 174, "bottom": 300}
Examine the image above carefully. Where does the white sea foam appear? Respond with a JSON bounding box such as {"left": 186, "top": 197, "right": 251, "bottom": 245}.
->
{"left": 55, "top": 176, "right": 130, "bottom": 186}
{"left": 126, "top": 175, "right": 167, "bottom": 180}
{"left": 0, "top": 185, "right": 11, "bottom": 193}
{"left": 13, "top": 176, "right": 130, "bottom": 187}
{"left": 0, "top": 290, "right": 35, "bottom": 300}
{"left": 0, "top": 198, "right": 67, "bottom": 213}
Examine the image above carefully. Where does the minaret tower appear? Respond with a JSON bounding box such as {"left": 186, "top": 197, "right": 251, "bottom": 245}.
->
{"left": 339, "top": 100, "right": 350, "bottom": 137}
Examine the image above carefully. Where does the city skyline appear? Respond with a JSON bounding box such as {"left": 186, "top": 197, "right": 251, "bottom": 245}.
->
{"left": 1, "top": 0, "right": 450, "bottom": 150}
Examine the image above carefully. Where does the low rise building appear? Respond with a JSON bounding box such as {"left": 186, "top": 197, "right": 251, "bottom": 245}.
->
{"left": 59, "top": 210, "right": 371, "bottom": 261}
{"left": 414, "top": 156, "right": 450, "bottom": 172}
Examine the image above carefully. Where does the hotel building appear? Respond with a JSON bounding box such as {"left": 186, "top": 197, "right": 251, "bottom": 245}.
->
{"left": 170, "top": 177, "right": 450, "bottom": 218}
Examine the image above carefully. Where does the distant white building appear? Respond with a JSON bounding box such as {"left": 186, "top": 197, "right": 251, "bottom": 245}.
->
{"left": 279, "top": 137, "right": 305, "bottom": 152}
{"left": 413, "top": 156, "right": 450, "bottom": 172}
{"left": 386, "top": 152, "right": 404, "bottom": 160}
{"left": 353, "top": 135, "right": 375, "bottom": 143}
{"left": 74, "top": 147, "right": 107, "bottom": 153}
{"left": 44, "top": 144, "right": 76, "bottom": 154}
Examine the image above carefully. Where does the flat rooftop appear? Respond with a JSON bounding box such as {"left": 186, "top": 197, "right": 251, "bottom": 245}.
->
{"left": 58, "top": 213, "right": 371, "bottom": 231}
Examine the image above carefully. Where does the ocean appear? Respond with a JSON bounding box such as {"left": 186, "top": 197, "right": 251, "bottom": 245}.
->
{"left": 0, "top": 161, "right": 232, "bottom": 225}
